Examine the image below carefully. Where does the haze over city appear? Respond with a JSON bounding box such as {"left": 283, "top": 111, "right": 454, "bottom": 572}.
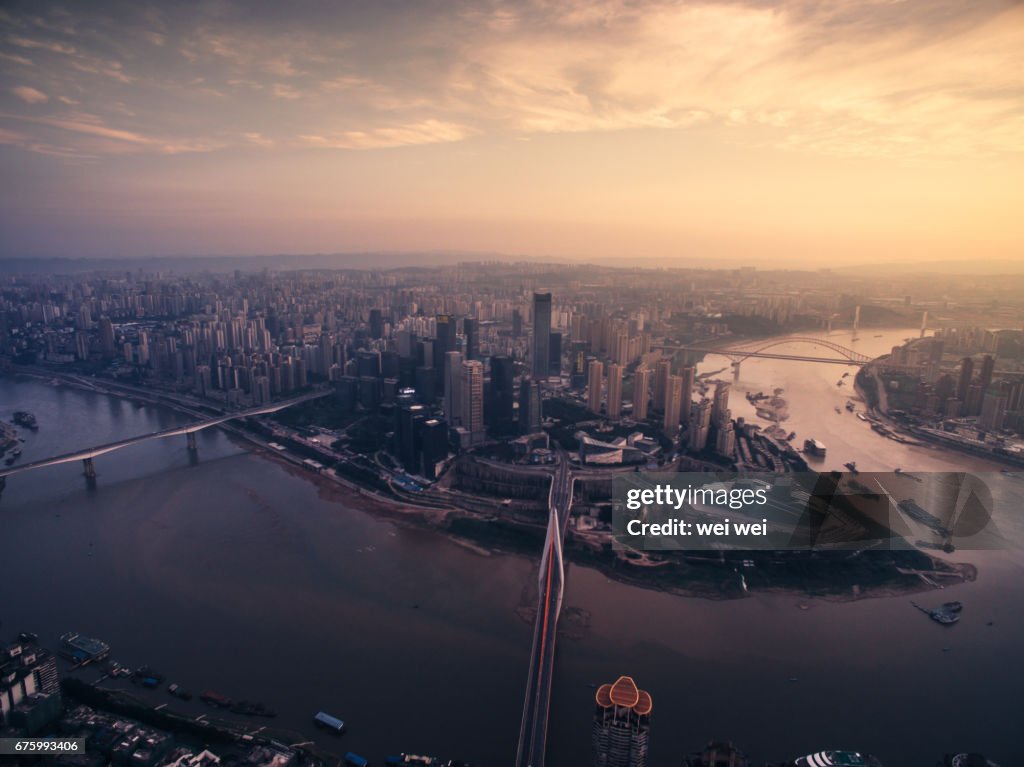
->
{"left": 1, "top": 0, "right": 1023, "bottom": 264}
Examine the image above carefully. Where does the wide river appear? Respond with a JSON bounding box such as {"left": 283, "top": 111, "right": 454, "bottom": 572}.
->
{"left": 1, "top": 327, "right": 1022, "bottom": 766}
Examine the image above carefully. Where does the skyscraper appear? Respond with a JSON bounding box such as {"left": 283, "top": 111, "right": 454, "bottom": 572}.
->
{"left": 592, "top": 675, "right": 652, "bottom": 767}
{"left": 978, "top": 354, "right": 995, "bottom": 394}
{"left": 680, "top": 366, "right": 695, "bottom": 423}
{"left": 663, "top": 375, "right": 682, "bottom": 438}
{"left": 549, "top": 331, "right": 562, "bottom": 376}
{"left": 368, "top": 308, "right": 384, "bottom": 339}
{"left": 464, "top": 317, "right": 479, "bottom": 361}
{"left": 444, "top": 351, "right": 463, "bottom": 426}
{"left": 607, "top": 363, "right": 623, "bottom": 419}
{"left": 487, "top": 355, "right": 516, "bottom": 434}
{"left": 957, "top": 357, "right": 974, "bottom": 401}
{"left": 653, "top": 359, "right": 671, "bottom": 411}
{"left": 570, "top": 341, "right": 589, "bottom": 389}
{"left": 532, "top": 292, "right": 552, "bottom": 379}
{"left": 460, "top": 360, "right": 485, "bottom": 444}
{"left": 588, "top": 359, "right": 604, "bottom": 414}
{"left": 633, "top": 368, "right": 650, "bottom": 421}
{"left": 711, "top": 381, "right": 730, "bottom": 425}
{"left": 435, "top": 314, "right": 455, "bottom": 388}
{"left": 519, "top": 378, "right": 542, "bottom": 434}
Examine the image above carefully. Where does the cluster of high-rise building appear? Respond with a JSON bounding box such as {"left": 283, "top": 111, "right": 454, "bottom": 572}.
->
{"left": 1, "top": 635, "right": 61, "bottom": 735}
{"left": 883, "top": 335, "right": 1024, "bottom": 436}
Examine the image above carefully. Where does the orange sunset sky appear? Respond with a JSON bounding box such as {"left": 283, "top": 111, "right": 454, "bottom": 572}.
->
{"left": 1, "top": 0, "right": 1022, "bottom": 265}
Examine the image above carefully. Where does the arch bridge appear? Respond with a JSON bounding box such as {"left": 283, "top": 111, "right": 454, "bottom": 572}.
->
{"left": 652, "top": 336, "right": 872, "bottom": 365}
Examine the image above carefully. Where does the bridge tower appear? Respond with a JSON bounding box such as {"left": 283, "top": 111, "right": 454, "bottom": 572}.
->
{"left": 920, "top": 310, "right": 928, "bottom": 338}
{"left": 732, "top": 360, "right": 741, "bottom": 382}
{"left": 852, "top": 305, "right": 860, "bottom": 341}
{"left": 82, "top": 457, "right": 96, "bottom": 479}
{"left": 186, "top": 431, "right": 198, "bottom": 452}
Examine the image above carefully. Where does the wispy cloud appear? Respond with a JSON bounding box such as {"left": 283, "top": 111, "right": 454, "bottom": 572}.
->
{"left": 0, "top": 0, "right": 1022, "bottom": 160}
{"left": 11, "top": 85, "right": 47, "bottom": 104}
{"left": 298, "top": 119, "right": 475, "bottom": 150}
{"left": 8, "top": 35, "right": 75, "bottom": 55}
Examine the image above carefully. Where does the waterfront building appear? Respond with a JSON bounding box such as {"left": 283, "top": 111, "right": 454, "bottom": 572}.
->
{"left": 978, "top": 388, "right": 1008, "bottom": 433}
{"left": 712, "top": 381, "right": 730, "bottom": 425}
{"left": 715, "top": 420, "right": 736, "bottom": 458}
{"left": 680, "top": 366, "right": 695, "bottom": 423}
{"left": 663, "top": 375, "right": 683, "bottom": 438}
{"left": 689, "top": 399, "right": 712, "bottom": 451}
{"left": 683, "top": 741, "right": 749, "bottom": 767}
{"left": 592, "top": 675, "right": 652, "bottom": 767}
{"left": 1, "top": 637, "right": 61, "bottom": 735}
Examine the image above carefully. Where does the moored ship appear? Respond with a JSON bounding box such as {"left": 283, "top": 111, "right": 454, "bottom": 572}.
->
{"left": 803, "top": 439, "right": 827, "bottom": 457}
{"left": 59, "top": 632, "right": 110, "bottom": 664}
{"left": 795, "top": 751, "right": 873, "bottom": 767}
{"left": 12, "top": 411, "right": 39, "bottom": 430}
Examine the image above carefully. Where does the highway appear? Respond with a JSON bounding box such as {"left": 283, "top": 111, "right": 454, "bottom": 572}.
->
{"left": 514, "top": 450, "right": 574, "bottom": 767}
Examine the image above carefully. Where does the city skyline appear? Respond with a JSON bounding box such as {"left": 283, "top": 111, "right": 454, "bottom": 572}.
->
{"left": 1, "top": 0, "right": 1023, "bottom": 264}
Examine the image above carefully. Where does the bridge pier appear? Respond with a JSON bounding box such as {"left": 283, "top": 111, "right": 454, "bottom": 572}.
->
{"left": 186, "top": 431, "right": 198, "bottom": 452}
{"left": 82, "top": 457, "right": 96, "bottom": 479}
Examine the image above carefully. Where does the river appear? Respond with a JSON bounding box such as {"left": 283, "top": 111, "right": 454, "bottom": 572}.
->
{"left": 1, "top": 327, "right": 1022, "bottom": 765}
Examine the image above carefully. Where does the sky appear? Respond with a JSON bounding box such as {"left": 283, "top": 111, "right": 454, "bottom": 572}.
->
{"left": 1, "top": 0, "right": 1022, "bottom": 266}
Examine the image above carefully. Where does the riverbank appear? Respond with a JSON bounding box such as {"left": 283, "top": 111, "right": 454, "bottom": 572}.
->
{"left": 3, "top": 366, "right": 980, "bottom": 604}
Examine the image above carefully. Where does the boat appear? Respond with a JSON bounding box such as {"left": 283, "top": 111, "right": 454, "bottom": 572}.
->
{"left": 4, "top": 456, "right": 14, "bottom": 466}
{"left": 345, "top": 754, "right": 369, "bottom": 767}
{"left": 842, "top": 372, "right": 850, "bottom": 378}
{"left": 834, "top": 406, "right": 842, "bottom": 414}
{"left": 795, "top": 751, "right": 870, "bottom": 767}
{"left": 856, "top": 412, "right": 868, "bottom": 421}
{"left": 844, "top": 461, "right": 859, "bottom": 474}
{"left": 59, "top": 632, "right": 110, "bottom": 664}
{"left": 803, "top": 439, "right": 827, "bottom": 457}
{"left": 912, "top": 600, "right": 962, "bottom": 625}
{"left": 12, "top": 411, "right": 38, "bottom": 430}
{"left": 167, "top": 683, "right": 193, "bottom": 700}
{"left": 314, "top": 710, "right": 346, "bottom": 733}
{"left": 132, "top": 666, "right": 165, "bottom": 688}
{"left": 11, "top": 448, "right": 21, "bottom": 457}
{"left": 201, "top": 690, "right": 233, "bottom": 708}
{"left": 845, "top": 401, "right": 855, "bottom": 412}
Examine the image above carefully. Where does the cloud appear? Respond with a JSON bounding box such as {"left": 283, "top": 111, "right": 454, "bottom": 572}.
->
{"left": 11, "top": 85, "right": 47, "bottom": 104}
{"left": 8, "top": 35, "right": 76, "bottom": 55}
{"left": 297, "top": 119, "right": 475, "bottom": 150}
{"left": 0, "top": 0, "right": 1021, "bottom": 160}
